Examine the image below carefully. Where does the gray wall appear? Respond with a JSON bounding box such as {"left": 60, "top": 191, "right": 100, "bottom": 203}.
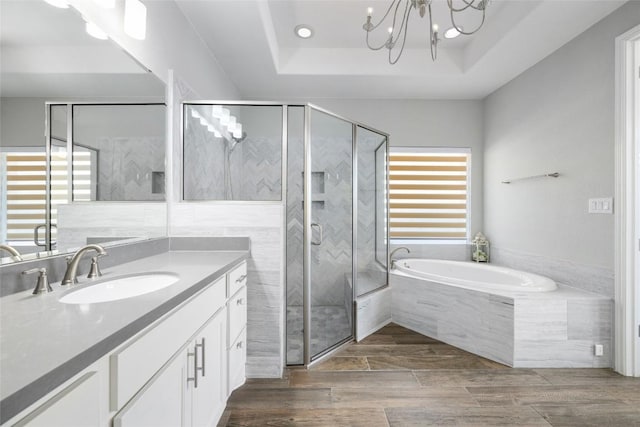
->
{"left": 310, "top": 99, "right": 484, "bottom": 238}
{"left": 483, "top": 2, "right": 640, "bottom": 296}
{"left": 310, "top": 99, "right": 484, "bottom": 260}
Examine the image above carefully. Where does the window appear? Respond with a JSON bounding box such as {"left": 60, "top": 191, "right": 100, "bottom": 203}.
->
{"left": 2, "top": 150, "right": 91, "bottom": 244}
{"left": 388, "top": 148, "right": 469, "bottom": 241}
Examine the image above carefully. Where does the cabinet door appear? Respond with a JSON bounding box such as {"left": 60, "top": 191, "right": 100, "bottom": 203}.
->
{"left": 113, "top": 348, "right": 186, "bottom": 427}
{"left": 189, "top": 308, "right": 227, "bottom": 427}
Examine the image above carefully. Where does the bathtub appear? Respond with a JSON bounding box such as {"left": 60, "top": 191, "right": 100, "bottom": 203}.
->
{"left": 389, "top": 258, "right": 612, "bottom": 368}
{"left": 393, "top": 258, "right": 557, "bottom": 292}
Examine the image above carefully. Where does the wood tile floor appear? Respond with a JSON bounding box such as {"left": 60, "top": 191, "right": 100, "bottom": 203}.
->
{"left": 220, "top": 323, "right": 640, "bottom": 426}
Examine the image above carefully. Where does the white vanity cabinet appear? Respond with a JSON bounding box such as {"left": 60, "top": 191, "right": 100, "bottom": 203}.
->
{"left": 5, "top": 259, "right": 248, "bottom": 427}
{"left": 226, "top": 263, "right": 248, "bottom": 394}
{"left": 114, "top": 307, "right": 227, "bottom": 427}
{"left": 185, "top": 307, "right": 227, "bottom": 427}
{"left": 112, "top": 260, "right": 247, "bottom": 427}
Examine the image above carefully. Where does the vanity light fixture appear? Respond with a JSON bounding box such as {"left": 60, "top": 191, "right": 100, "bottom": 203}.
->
{"left": 211, "top": 105, "right": 223, "bottom": 118}
{"left": 220, "top": 108, "right": 231, "bottom": 125}
{"left": 43, "top": 0, "right": 69, "bottom": 9}
{"left": 124, "top": 0, "right": 147, "bottom": 40}
{"left": 85, "top": 21, "right": 109, "bottom": 40}
{"left": 294, "top": 25, "right": 313, "bottom": 39}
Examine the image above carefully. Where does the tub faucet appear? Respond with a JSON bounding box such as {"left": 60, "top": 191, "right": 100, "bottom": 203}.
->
{"left": 389, "top": 247, "right": 410, "bottom": 269}
{"left": 61, "top": 244, "right": 107, "bottom": 286}
{"left": 0, "top": 244, "right": 23, "bottom": 261}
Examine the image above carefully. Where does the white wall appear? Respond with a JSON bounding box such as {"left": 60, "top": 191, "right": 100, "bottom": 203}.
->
{"left": 309, "top": 99, "right": 484, "bottom": 255}
{"left": 483, "top": 2, "right": 640, "bottom": 295}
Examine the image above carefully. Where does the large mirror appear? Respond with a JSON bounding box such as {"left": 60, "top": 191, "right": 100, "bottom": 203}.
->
{"left": 0, "top": 0, "right": 166, "bottom": 263}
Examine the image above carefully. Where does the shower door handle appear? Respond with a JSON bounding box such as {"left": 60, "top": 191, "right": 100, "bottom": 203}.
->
{"left": 311, "top": 223, "right": 323, "bottom": 246}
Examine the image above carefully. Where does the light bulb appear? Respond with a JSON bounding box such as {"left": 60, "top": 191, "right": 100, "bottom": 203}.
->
{"left": 220, "top": 108, "right": 230, "bottom": 125}
{"left": 432, "top": 24, "right": 439, "bottom": 32}
{"left": 388, "top": 27, "right": 393, "bottom": 34}
{"left": 367, "top": 7, "right": 373, "bottom": 16}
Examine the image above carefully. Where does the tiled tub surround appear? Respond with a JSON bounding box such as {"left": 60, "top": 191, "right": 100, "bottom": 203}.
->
{"left": 0, "top": 239, "right": 249, "bottom": 424}
{"left": 391, "top": 271, "right": 612, "bottom": 368}
{"left": 491, "top": 246, "right": 614, "bottom": 298}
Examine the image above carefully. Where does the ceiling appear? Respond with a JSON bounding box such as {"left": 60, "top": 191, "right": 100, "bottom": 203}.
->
{"left": 176, "top": 0, "right": 626, "bottom": 100}
{"left": 0, "top": 0, "right": 164, "bottom": 98}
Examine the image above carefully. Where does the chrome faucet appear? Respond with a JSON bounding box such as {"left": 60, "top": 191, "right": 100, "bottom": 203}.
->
{"left": 389, "top": 246, "right": 410, "bottom": 269}
{"left": 61, "top": 244, "right": 107, "bottom": 286}
{"left": 0, "top": 244, "right": 23, "bottom": 261}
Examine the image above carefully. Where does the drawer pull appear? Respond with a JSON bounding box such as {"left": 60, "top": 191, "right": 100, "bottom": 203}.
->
{"left": 236, "top": 298, "right": 244, "bottom": 305}
{"left": 235, "top": 274, "right": 247, "bottom": 283}
{"left": 187, "top": 348, "right": 198, "bottom": 388}
{"left": 236, "top": 341, "right": 243, "bottom": 349}
{"left": 196, "top": 338, "right": 205, "bottom": 377}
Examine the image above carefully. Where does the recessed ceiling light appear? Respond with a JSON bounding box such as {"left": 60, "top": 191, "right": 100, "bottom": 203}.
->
{"left": 294, "top": 25, "right": 313, "bottom": 39}
{"left": 444, "top": 26, "right": 462, "bottom": 39}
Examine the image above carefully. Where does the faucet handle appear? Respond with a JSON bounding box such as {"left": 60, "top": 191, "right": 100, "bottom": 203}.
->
{"left": 22, "top": 267, "right": 53, "bottom": 295}
{"left": 87, "top": 254, "right": 105, "bottom": 279}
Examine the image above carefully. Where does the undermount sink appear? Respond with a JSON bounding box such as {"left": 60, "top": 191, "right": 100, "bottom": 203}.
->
{"left": 59, "top": 273, "right": 180, "bottom": 304}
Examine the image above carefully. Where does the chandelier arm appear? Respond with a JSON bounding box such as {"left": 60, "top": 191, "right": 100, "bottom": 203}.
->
{"left": 389, "top": 4, "right": 412, "bottom": 64}
{"left": 368, "top": 0, "right": 400, "bottom": 31}
{"left": 366, "top": 30, "right": 390, "bottom": 50}
{"left": 449, "top": 3, "right": 486, "bottom": 35}
{"left": 447, "top": 0, "right": 485, "bottom": 13}
{"left": 428, "top": 3, "right": 437, "bottom": 61}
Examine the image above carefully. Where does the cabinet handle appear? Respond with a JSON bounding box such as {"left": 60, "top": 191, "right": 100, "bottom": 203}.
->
{"left": 196, "top": 338, "right": 205, "bottom": 377}
{"left": 235, "top": 274, "right": 247, "bottom": 283}
{"left": 236, "top": 298, "right": 244, "bottom": 305}
{"left": 236, "top": 341, "right": 243, "bottom": 349}
{"left": 187, "top": 348, "right": 198, "bottom": 388}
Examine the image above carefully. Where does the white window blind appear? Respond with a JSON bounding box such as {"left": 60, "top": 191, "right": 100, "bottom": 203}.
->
{"left": 389, "top": 150, "right": 469, "bottom": 240}
{"left": 3, "top": 151, "right": 92, "bottom": 242}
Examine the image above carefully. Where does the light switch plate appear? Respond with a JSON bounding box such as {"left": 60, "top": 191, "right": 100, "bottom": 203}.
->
{"left": 588, "top": 198, "right": 613, "bottom": 214}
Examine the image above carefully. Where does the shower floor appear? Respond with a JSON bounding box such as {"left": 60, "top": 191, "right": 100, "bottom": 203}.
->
{"left": 286, "top": 305, "right": 352, "bottom": 365}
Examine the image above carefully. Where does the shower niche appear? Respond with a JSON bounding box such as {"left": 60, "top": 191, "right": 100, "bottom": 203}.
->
{"left": 182, "top": 102, "right": 389, "bottom": 367}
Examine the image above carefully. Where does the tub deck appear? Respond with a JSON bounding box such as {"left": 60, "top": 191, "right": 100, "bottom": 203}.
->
{"left": 390, "top": 271, "right": 612, "bottom": 368}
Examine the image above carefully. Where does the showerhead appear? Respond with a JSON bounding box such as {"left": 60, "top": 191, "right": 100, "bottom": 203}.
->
{"left": 232, "top": 131, "right": 247, "bottom": 144}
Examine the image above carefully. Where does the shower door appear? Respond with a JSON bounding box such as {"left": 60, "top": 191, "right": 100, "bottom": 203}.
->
{"left": 304, "top": 106, "right": 354, "bottom": 362}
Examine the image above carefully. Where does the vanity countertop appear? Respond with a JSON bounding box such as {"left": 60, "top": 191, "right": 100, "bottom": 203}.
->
{"left": 0, "top": 250, "right": 248, "bottom": 423}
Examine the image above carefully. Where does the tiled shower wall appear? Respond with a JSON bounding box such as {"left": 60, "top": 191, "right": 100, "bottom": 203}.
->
{"left": 183, "top": 106, "right": 282, "bottom": 201}
{"left": 286, "top": 128, "right": 353, "bottom": 307}
{"left": 92, "top": 136, "right": 165, "bottom": 201}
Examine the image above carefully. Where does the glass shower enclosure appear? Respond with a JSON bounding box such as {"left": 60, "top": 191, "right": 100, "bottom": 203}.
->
{"left": 182, "top": 102, "right": 389, "bottom": 367}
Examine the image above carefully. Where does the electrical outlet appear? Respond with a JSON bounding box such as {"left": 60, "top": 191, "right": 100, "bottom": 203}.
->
{"left": 594, "top": 344, "right": 604, "bottom": 356}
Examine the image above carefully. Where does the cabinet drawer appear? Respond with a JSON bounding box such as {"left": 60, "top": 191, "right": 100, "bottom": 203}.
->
{"left": 228, "top": 327, "right": 246, "bottom": 394}
{"left": 14, "top": 372, "right": 100, "bottom": 427}
{"left": 228, "top": 262, "right": 247, "bottom": 297}
{"left": 110, "top": 276, "right": 226, "bottom": 411}
{"left": 227, "top": 286, "right": 247, "bottom": 346}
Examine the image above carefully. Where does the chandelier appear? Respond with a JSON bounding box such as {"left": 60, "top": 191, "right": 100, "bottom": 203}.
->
{"left": 362, "top": 0, "right": 488, "bottom": 63}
